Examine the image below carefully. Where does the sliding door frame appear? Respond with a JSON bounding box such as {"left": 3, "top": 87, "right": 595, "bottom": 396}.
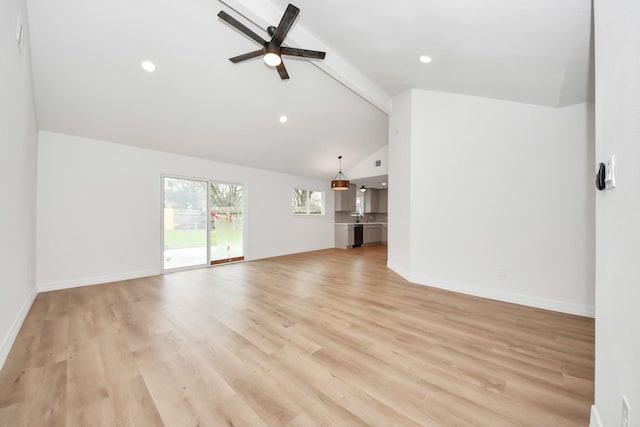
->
{"left": 161, "top": 174, "right": 247, "bottom": 273}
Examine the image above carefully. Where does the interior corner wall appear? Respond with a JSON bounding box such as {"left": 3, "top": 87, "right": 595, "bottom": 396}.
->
{"left": 593, "top": 0, "right": 640, "bottom": 425}
{"left": 396, "top": 89, "right": 595, "bottom": 316}
{"left": 0, "top": 0, "right": 38, "bottom": 368}
{"left": 36, "top": 131, "right": 334, "bottom": 291}
{"left": 387, "top": 91, "right": 412, "bottom": 277}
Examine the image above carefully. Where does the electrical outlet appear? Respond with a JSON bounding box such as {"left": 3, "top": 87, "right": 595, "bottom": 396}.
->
{"left": 497, "top": 267, "right": 506, "bottom": 278}
{"left": 622, "top": 396, "right": 630, "bottom": 427}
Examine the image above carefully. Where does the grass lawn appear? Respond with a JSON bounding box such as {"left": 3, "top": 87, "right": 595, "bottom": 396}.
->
{"left": 164, "top": 229, "right": 217, "bottom": 250}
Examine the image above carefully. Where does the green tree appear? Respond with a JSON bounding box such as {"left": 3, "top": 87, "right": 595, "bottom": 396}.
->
{"left": 292, "top": 188, "right": 308, "bottom": 214}
{"left": 211, "top": 183, "right": 242, "bottom": 213}
{"left": 164, "top": 178, "right": 207, "bottom": 209}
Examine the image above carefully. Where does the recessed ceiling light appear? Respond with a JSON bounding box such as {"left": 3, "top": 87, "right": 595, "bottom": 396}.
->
{"left": 419, "top": 55, "right": 432, "bottom": 64}
{"left": 381, "top": 182, "right": 387, "bottom": 186}
{"left": 279, "top": 115, "right": 288, "bottom": 123}
{"left": 141, "top": 61, "right": 156, "bottom": 72}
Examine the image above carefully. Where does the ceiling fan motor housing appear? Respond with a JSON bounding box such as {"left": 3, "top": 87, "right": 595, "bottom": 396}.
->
{"left": 265, "top": 41, "right": 281, "bottom": 56}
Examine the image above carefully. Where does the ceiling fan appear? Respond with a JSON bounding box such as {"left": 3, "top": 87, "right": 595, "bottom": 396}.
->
{"left": 217, "top": 4, "right": 326, "bottom": 80}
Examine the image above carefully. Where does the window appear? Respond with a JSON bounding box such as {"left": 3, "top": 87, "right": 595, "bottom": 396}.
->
{"left": 292, "top": 188, "right": 324, "bottom": 215}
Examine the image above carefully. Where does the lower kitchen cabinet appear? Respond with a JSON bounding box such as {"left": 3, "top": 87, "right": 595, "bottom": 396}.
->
{"left": 335, "top": 223, "right": 386, "bottom": 248}
{"left": 335, "top": 224, "right": 354, "bottom": 248}
{"left": 363, "top": 224, "right": 382, "bottom": 245}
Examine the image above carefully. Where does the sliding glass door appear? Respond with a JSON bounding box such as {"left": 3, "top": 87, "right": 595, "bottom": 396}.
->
{"left": 163, "top": 176, "right": 244, "bottom": 270}
{"left": 163, "top": 177, "right": 208, "bottom": 269}
{"left": 210, "top": 183, "right": 244, "bottom": 264}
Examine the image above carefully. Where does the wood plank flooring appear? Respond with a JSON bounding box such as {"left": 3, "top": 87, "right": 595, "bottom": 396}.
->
{"left": 0, "top": 245, "right": 594, "bottom": 426}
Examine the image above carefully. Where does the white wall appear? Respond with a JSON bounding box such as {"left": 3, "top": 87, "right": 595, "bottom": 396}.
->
{"left": 387, "top": 92, "right": 412, "bottom": 278}
{"left": 593, "top": 0, "right": 640, "bottom": 425}
{"left": 0, "top": 0, "right": 39, "bottom": 368}
{"left": 345, "top": 144, "right": 388, "bottom": 180}
{"left": 36, "top": 131, "right": 334, "bottom": 290}
{"left": 389, "top": 89, "right": 595, "bottom": 316}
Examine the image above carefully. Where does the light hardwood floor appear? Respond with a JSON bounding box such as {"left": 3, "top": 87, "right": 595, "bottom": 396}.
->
{"left": 0, "top": 245, "right": 594, "bottom": 426}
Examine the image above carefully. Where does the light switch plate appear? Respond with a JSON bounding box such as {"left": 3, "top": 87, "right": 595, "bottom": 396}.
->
{"left": 605, "top": 155, "right": 616, "bottom": 189}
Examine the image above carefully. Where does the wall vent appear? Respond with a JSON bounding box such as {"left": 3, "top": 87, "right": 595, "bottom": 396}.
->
{"left": 374, "top": 160, "right": 382, "bottom": 167}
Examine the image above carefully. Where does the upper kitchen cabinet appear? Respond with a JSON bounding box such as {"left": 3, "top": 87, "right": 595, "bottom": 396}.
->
{"left": 378, "top": 189, "right": 388, "bottom": 213}
{"left": 364, "top": 188, "right": 388, "bottom": 213}
{"left": 334, "top": 184, "right": 356, "bottom": 212}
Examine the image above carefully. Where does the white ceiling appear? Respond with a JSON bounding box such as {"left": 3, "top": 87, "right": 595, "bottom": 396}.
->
{"left": 25, "top": 0, "right": 593, "bottom": 180}
{"left": 269, "top": 0, "right": 594, "bottom": 107}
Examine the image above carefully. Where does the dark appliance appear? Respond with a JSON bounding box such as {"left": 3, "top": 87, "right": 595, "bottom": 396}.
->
{"left": 353, "top": 224, "right": 363, "bottom": 248}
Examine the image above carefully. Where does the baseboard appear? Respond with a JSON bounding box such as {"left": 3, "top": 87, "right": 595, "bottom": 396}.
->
{"left": 411, "top": 274, "right": 595, "bottom": 318}
{"left": 37, "top": 269, "right": 159, "bottom": 292}
{"left": 0, "top": 286, "right": 37, "bottom": 370}
{"left": 590, "top": 405, "right": 602, "bottom": 427}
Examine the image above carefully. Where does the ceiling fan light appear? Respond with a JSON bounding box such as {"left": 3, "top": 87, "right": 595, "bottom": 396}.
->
{"left": 264, "top": 52, "right": 282, "bottom": 67}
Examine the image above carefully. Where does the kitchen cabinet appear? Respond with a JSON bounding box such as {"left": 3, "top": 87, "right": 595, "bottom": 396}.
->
{"left": 335, "top": 224, "right": 355, "bottom": 248}
{"left": 378, "top": 189, "right": 388, "bottom": 213}
{"left": 363, "top": 224, "right": 382, "bottom": 244}
{"left": 363, "top": 189, "right": 379, "bottom": 213}
{"left": 335, "top": 223, "right": 386, "bottom": 248}
{"left": 364, "top": 189, "right": 388, "bottom": 213}
{"left": 334, "top": 184, "right": 356, "bottom": 212}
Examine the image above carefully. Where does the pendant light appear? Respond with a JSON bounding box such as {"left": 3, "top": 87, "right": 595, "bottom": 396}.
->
{"left": 331, "top": 156, "right": 350, "bottom": 191}
{"left": 360, "top": 186, "right": 367, "bottom": 192}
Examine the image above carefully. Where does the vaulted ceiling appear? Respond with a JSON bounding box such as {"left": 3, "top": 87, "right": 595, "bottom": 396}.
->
{"left": 25, "top": 0, "right": 593, "bottom": 180}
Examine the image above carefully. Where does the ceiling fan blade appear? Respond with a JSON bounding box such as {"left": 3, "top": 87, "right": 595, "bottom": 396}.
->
{"left": 217, "top": 11, "right": 266, "bottom": 46}
{"left": 229, "top": 49, "right": 264, "bottom": 63}
{"left": 276, "top": 62, "right": 290, "bottom": 80}
{"left": 271, "top": 4, "right": 300, "bottom": 45}
{"left": 281, "top": 46, "right": 326, "bottom": 60}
